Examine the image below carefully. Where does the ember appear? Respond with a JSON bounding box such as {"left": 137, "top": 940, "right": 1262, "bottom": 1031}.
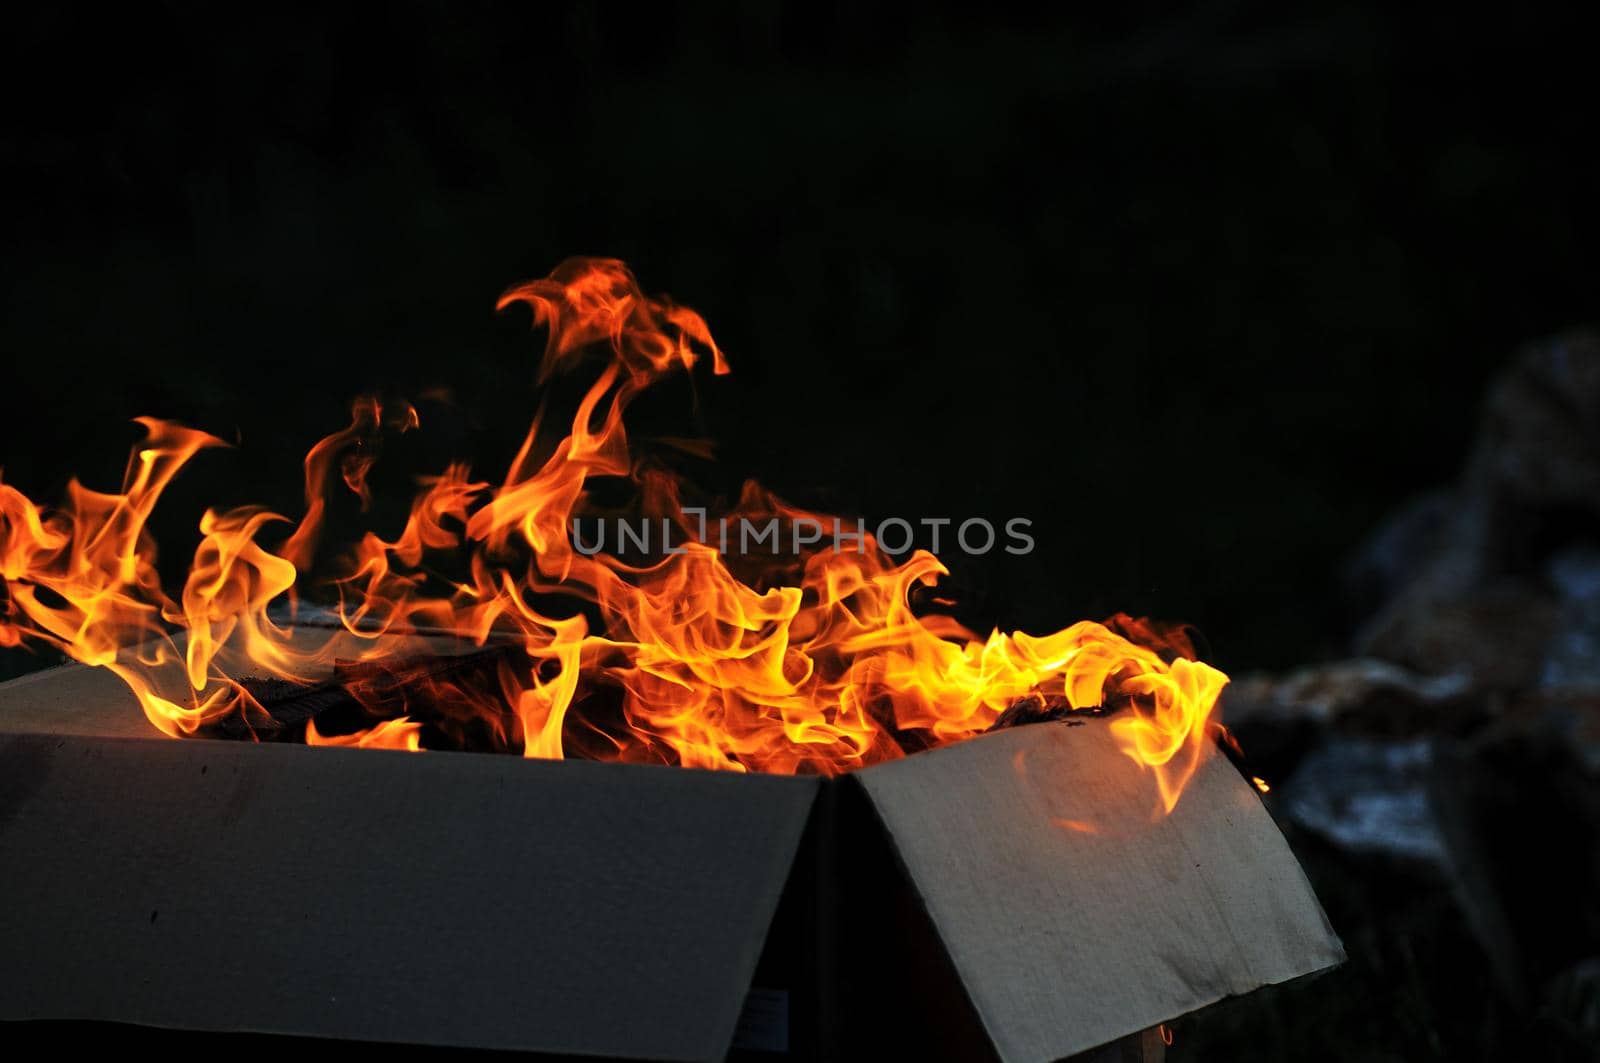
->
{"left": 0, "top": 258, "right": 1227, "bottom": 809}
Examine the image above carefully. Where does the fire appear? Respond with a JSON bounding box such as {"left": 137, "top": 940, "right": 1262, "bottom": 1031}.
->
{"left": 0, "top": 258, "right": 1229, "bottom": 810}
{"left": 307, "top": 716, "right": 424, "bottom": 752}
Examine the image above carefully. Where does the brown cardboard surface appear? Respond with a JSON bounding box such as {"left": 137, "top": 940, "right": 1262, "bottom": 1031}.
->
{"left": 854, "top": 721, "right": 1345, "bottom": 1063}
{"left": 0, "top": 731, "right": 819, "bottom": 1060}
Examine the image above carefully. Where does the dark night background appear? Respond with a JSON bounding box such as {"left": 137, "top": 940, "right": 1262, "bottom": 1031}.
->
{"left": 5, "top": 3, "right": 1594, "bottom": 671}
{"left": 4, "top": 4, "right": 1598, "bottom": 1060}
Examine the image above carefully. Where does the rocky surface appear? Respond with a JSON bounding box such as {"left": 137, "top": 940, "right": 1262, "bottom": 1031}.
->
{"left": 1182, "top": 332, "right": 1600, "bottom": 1061}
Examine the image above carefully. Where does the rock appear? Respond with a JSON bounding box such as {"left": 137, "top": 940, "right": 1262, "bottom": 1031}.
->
{"left": 1355, "top": 582, "right": 1562, "bottom": 689}
{"left": 1235, "top": 332, "right": 1600, "bottom": 1058}
{"left": 1343, "top": 489, "right": 1455, "bottom": 619}
{"left": 1540, "top": 549, "right": 1600, "bottom": 692}
{"left": 1428, "top": 717, "right": 1600, "bottom": 1009}
{"left": 1279, "top": 737, "right": 1447, "bottom": 866}
{"left": 1222, "top": 658, "right": 1478, "bottom": 787}
{"left": 1499, "top": 686, "right": 1600, "bottom": 779}
{"left": 1225, "top": 658, "right": 1475, "bottom": 732}
{"left": 1473, "top": 331, "right": 1600, "bottom": 514}
{"left": 1349, "top": 331, "right": 1600, "bottom": 688}
{"left": 1540, "top": 958, "right": 1600, "bottom": 1050}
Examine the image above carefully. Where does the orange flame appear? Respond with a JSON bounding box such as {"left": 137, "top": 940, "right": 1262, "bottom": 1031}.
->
{"left": 307, "top": 716, "right": 424, "bottom": 752}
{"left": 0, "top": 257, "right": 1229, "bottom": 810}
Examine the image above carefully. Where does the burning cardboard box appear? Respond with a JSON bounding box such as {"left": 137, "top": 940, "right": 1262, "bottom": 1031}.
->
{"left": 0, "top": 650, "right": 1341, "bottom": 1061}
{"left": 0, "top": 258, "right": 1342, "bottom": 1058}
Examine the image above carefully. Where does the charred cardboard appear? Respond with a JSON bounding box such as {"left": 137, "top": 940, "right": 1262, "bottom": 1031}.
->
{"left": 0, "top": 658, "right": 1343, "bottom": 1061}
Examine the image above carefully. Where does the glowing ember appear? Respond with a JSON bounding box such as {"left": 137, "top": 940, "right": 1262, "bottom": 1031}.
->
{"left": 0, "top": 258, "right": 1229, "bottom": 809}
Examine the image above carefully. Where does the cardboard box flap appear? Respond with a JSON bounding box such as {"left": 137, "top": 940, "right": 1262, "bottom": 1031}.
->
{"left": 0, "top": 731, "right": 820, "bottom": 1061}
{"left": 0, "top": 630, "right": 479, "bottom": 740}
{"left": 0, "top": 658, "right": 173, "bottom": 738}
{"left": 854, "top": 720, "right": 1344, "bottom": 1063}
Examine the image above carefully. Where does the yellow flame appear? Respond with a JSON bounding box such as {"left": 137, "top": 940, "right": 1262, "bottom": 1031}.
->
{"left": 0, "top": 257, "right": 1230, "bottom": 811}
{"left": 307, "top": 717, "right": 424, "bottom": 752}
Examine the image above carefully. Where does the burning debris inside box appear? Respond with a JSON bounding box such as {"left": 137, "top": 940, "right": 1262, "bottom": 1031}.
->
{"left": 0, "top": 260, "right": 1346, "bottom": 1062}
{"left": 0, "top": 257, "right": 1226, "bottom": 810}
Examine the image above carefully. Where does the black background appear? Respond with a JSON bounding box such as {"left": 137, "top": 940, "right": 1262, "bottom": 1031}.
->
{"left": 3, "top": 5, "right": 1595, "bottom": 669}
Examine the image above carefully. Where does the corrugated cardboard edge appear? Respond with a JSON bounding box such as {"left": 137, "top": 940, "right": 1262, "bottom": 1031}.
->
{"left": 855, "top": 721, "right": 1345, "bottom": 1063}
